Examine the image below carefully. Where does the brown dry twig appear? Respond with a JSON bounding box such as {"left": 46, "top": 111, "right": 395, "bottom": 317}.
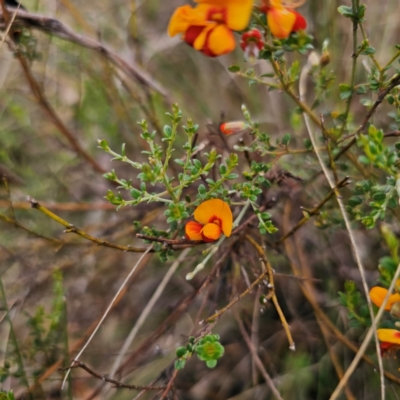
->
{"left": 202, "top": 236, "right": 294, "bottom": 352}
{"left": 336, "top": 74, "right": 400, "bottom": 159}
{"left": 64, "top": 361, "right": 166, "bottom": 391}
{"left": 234, "top": 312, "right": 284, "bottom": 400}
{"left": 203, "top": 267, "right": 269, "bottom": 324}
{"left": 78, "top": 241, "right": 238, "bottom": 400}
{"left": 245, "top": 234, "right": 295, "bottom": 350}
{"left": 0, "top": 211, "right": 63, "bottom": 244}
{"left": 136, "top": 233, "right": 204, "bottom": 246}
{"left": 275, "top": 176, "right": 350, "bottom": 244}
{"left": 0, "top": 7, "right": 169, "bottom": 99}
{"left": 0, "top": 200, "right": 120, "bottom": 211}
{"left": 0, "top": 5, "right": 106, "bottom": 174}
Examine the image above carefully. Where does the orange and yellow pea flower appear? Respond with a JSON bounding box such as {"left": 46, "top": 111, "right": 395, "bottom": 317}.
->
{"left": 260, "top": 0, "right": 307, "bottom": 39}
{"left": 377, "top": 329, "right": 400, "bottom": 355}
{"left": 185, "top": 199, "right": 233, "bottom": 242}
{"left": 168, "top": 0, "right": 254, "bottom": 57}
{"left": 369, "top": 286, "right": 400, "bottom": 311}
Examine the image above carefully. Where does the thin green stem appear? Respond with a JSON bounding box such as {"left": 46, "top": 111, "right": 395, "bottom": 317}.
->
{"left": 359, "top": 23, "right": 382, "bottom": 72}
{"left": 383, "top": 49, "right": 400, "bottom": 71}
{"left": 338, "top": 0, "right": 359, "bottom": 138}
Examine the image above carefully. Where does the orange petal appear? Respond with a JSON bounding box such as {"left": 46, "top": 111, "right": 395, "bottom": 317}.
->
{"left": 206, "top": 24, "right": 236, "bottom": 56}
{"left": 267, "top": 6, "right": 296, "bottom": 39}
{"left": 195, "top": 0, "right": 253, "bottom": 31}
{"left": 168, "top": 5, "right": 206, "bottom": 37}
{"left": 185, "top": 221, "right": 204, "bottom": 241}
{"left": 377, "top": 329, "right": 400, "bottom": 345}
{"left": 201, "top": 223, "right": 222, "bottom": 242}
{"left": 369, "top": 286, "right": 400, "bottom": 311}
{"left": 193, "top": 23, "right": 215, "bottom": 51}
{"left": 194, "top": 199, "right": 233, "bottom": 237}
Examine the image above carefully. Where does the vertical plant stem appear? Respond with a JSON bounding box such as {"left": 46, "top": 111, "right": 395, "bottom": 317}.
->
{"left": 62, "top": 298, "right": 73, "bottom": 400}
{"left": 61, "top": 246, "right": 153, "bottom": 390}
{"left": 299, "top": 57, "right": 385, "bottom": 400}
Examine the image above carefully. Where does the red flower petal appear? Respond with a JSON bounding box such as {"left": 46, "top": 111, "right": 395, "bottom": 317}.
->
{"left": 291, "top": 10, "right": 307, "bottom": 31}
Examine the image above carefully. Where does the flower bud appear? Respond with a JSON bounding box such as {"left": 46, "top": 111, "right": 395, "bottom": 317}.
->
{"left": 390, "top": 302, "right": 400, "bottom": 319}
{"left": 220, "top": 121, "right": 249, "bottom": 136}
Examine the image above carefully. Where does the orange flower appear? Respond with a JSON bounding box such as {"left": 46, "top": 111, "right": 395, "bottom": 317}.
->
{"left": 168, "top": 0, "right": 253, "bottom": 57}
{"left": 377, "top": 329, "right": 400, "bottom": 356}
{"left": 260, "top": 0, "right": 307, "bottom": 39}
{"left": 185, "top": 199, "right": 233, "bottom": 242}
{"left": 369, "top": 286, "right": 400, "bottom": 311}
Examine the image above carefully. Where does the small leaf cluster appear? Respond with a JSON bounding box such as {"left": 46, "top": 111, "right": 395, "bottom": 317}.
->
{"left": 338, "top": 280, "right": 370, "bottom": 328}
{"left": 175, "top": 334, "right": 225, "bottom": 370}
{"left": 357, "top": 125, "right": 399, "bottom": 174}
{"left": 337, "top": 4, "right": 366, "bottom": 23}
{"left": 278, "top": 31, "right": 314, "bottom": 55}
{"left": 101, "top": 106, "right": 240, "bottom": 215}
{"left": 346, "top": 178, "right": 397, "bottom": 229}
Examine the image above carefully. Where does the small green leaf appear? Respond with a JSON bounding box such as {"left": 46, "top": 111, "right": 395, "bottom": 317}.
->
{"left": 176, "top": 346, "right": 188, "bottom": 358}
{"left": 174, "top": 359, "right": 186, "bottom": 370}
{"left": 337, "top": 5, "right": 354, "bottom": 18}
{"left": 228, "top": 65, "right": 240, "bottom": 72}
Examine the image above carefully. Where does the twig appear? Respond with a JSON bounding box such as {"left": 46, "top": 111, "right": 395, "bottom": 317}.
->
{"left": 251, "top": 287, "right": 261, "bottom": 387}
{"left": 15, "top": 48, "right": 106, "bottom": 174}
{"left": 80, "top": 241, "right": 238, "bottom": 400}
{"left": 288, "top": 220, "right": 356, "bottom": 400}
{"left": 0, "top": 5, "right": 106, "bottom": 174}
{"left": 136, "top": 234, "right": 203, "bottom": 246}
{"left": 202, "top": 235, "right": 294, "bottom": 352}
{"left": 234, "top": 312, "right": 284, "bottom": 400}
{"left": 384, "top": 130, "right": 400, "bottom": 138}
{"left": 64, "top": 361, "right": 166, "bottom": 391}
{"left": 29, "top": 197, "right": 149, "bottom": 252}
{"left": 0, "top": 200, "right": 119, "bottom": 210}
{"left": 0, "top": 2, "right": 18, "bottom": 49}
{"left": 0, "top": 211, "right": 63, "bottom": 244}
{"left": 275, "top": 176, "right": 349, "bottom": 244}
{"left": 0, "top": 8, "right": 169, "bottom": 98}
{"left": 281, "top": 222, "right": 400, "bottom": 387}
{"left": 107, "top": 248, "right": 191, "bottom": 378}
{"left": 335, "top": 74, "right": 400, "bottom": 160}
{"left": 329, "top": 262, "right": 400, "bottom": 400}
{"left": 61, "top": 246, "right": 153, "bottom": 390}
{"left": 246, "top": 235, "right": 295, "bottom": 350}
{"left": 203, "top": 266, "right": 268, "bottom": 324}
{"left": 160, "top": 368, "right": 179, "bottom": 400}
{"left": 300, "top": 56, "right": 385, "bottom": 399}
